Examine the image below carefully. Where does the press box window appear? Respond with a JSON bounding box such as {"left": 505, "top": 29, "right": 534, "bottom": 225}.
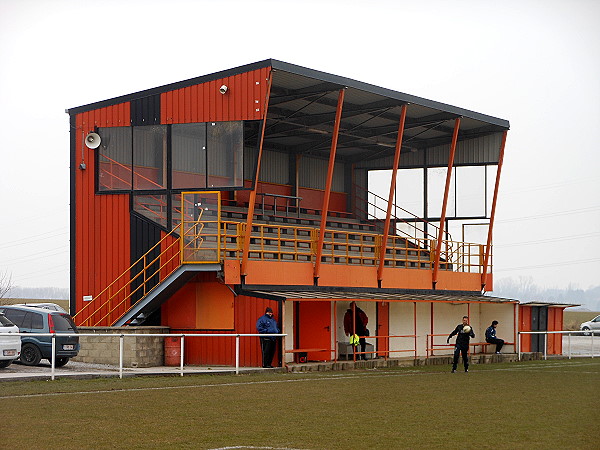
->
{"left": 97, "top": 127, "right": 132, "bottom": 191}
{"left": 133, "top": 125, "right": 167, "bottom": 190}
{"left": 172, "top": 123, "right": 207, "bottom": 189}
{"left": 207, "top": 121, "right": 244, "bottom": 188}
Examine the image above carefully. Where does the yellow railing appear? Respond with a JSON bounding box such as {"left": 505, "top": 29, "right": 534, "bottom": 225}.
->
{"left": 77, "top": 191, "right": 488, "bottom": 326}
{"left": 217, "top": 220, "right": 487, "bottom": 273}
{"left": 74, "top": 227, "right": 181, "bottom": 326}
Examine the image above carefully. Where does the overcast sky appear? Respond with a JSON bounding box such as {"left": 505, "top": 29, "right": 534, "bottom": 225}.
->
{"left": 0, "top": 0, "right": 598, "bottom": 294}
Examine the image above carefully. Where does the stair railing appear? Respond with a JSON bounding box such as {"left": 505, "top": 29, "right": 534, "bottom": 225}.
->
{"left": 353, "top": 184, "right": 453, "bottom": 244}
{"left": 74, "top": 227, "right": 182, "bottom": 326}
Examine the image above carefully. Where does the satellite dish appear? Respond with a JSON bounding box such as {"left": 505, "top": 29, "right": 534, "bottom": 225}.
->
{"left": 85, "top": 132, "right": 101, "bottom": 149}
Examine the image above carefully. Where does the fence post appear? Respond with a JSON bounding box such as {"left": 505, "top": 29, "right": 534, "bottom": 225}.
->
{"left": 51, "top": 334, "right": 56, "bottom": 381}
{"left": 568, "top": 332, "right": 571, "bottom": 359}
{"left": 235, "top": 335, "right": 240, "bottom": 375}
{"left": 592, "top": 331, "right": 594, "bottom": 358}
{"left": 544, "top": 332, "right": 547, "bottom": 361}
{"left": 180, "top": 335, "right": 185, "bottom": 377}
{"left": 517, "top": 332, "right": 521, "bottom": 361}
{"left": 119, "top": 334, "right": 124, "bottom": 379}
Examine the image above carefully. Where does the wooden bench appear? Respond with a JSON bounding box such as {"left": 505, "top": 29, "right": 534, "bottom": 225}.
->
{"left": 470, "top": 342, "right": 514, "bottom": 354}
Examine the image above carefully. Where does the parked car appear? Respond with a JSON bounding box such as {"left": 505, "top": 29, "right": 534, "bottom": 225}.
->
{"left": 0, "top": 313, "right": 21, "bottom": 368}
{"left": 13, "top": 303, "right": 68, "bottom": 313}
{"left": 0, "top": 305, "right": 79, "bottom": 367}
{"left": 580, "top": 315, "right": 600, "bottom": 336}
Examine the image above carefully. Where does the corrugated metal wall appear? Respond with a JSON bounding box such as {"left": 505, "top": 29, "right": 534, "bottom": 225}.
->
{"left": 355, "top": 132, "right": 503, "bottom": 169}
{"left": 75, "top": 105, "right": 132, "bottom": 321}
{"left": 299, "top": 156, "right": 344, "bottom": 191}
{"left": 161, "top": 67, "right": 270, "bottom": 124}
{"left": 259, "top": 149, "right": 290, "bottom": 185}
{"left": 171, "top": 294, "right": 280, "bottom": 367}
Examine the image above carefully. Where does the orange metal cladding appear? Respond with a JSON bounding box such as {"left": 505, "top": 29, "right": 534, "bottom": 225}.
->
{"left": 377, "top": 105, "right": 407, "bottom": 283}
{"left": 432, "top": 117, "right": 460, "bottom": 288}
{"left": 241, "top": 73, "right": 273, "bottom": 277}
{"left": 519, "top": 305, "right": 532, "bottom": 352}
{"left": 481, "top": 130, "right": 508, "bottom": 290}
{"left": 74, "top": 104, "right": 131, "bottom": 324}
{"left": 314, "top": 89, "right": 345, "bottom": 280}
{"left": 161, "top": 67, "right": 270, "bottom": 123}
{"left": 178, "top": 295, "right": 279, "bottom": 366}
{"left": 547, "top": 307, "right": 564, "bottom": 354}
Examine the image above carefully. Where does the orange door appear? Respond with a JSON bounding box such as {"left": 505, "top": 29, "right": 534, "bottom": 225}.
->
{"left": 298, "top": 301, "right": 331, "bottom": 361}
{"left": 377, "top": 302, "right": 389, "bottom": 357}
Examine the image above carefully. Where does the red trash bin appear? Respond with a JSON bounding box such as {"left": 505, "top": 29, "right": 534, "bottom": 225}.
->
{"left": 164, "top": 336, "right": 181, "bottom": 366}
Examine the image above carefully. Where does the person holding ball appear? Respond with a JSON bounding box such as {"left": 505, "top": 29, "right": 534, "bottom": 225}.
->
{"left": 447, "top": 315, "right": 475, "bottom": 373}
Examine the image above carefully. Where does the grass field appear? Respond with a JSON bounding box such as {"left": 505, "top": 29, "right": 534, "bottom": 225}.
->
{"left": 1, "top": 359, "right": 598, "bottom": 449}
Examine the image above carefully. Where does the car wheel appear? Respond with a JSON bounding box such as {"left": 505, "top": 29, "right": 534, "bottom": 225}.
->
{"left": 21, "top": 343, "right": 42, "bottom": 366}
{"left": 0, "top": 360, "right": 12, "bottom": 368}
{"left": 54, "top": 357, "right": 70, "bottom": 368}
{"left": 582, "top": 326, "right": 591, "bottom": 336}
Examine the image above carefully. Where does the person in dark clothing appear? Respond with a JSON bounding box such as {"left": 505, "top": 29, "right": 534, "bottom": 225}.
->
{"left": 485, "top": 320, "right": 504, "bottom": 354}
{"left": 447, "top": 315, "right": 475, "bottom": 373}
{"left": 256, "top": 307, "right": 280, "bottom": 368}
{"left": 344, "top": 302, "right": 369, "bottom": 360}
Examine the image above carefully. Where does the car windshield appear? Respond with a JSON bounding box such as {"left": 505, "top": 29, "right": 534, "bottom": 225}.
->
{"left": 54, "top": 314, "right": 78, "bottom": 332}
{"left": 0, "top": 314, "right": 15, "bottom": 327}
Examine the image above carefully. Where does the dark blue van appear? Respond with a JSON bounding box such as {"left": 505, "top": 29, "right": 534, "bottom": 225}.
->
{"left": 0, "top": 305, "right": 79, "bottom": 367}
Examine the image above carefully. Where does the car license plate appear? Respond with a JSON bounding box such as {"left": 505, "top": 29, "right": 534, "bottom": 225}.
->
{"left": 3, "top": 350, "right": 16, "bottom": 356}
{"left": 63, "top": 345, "right": 74, "bottom": 350}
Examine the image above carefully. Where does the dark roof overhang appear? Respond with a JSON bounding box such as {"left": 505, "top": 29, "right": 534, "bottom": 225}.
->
{"left": 237, "top": 285, "right": 518, "bottom": 304}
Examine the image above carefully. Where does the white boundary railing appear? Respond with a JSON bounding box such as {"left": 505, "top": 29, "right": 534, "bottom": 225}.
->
{"left": 0, "top": 332, "right": 286, "bottom": 381}
{"left": 517, "top": 330, "right": 596, "bottom": 361}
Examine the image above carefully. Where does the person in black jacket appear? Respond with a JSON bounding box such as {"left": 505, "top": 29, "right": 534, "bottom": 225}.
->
{"left": 485, "top": 320, "right": 504, "bottom": 354}
{"left": 256, "top": 307, "right": 280, "bottom": 368}
{"left": 447, "top": 316, "right": 475, "bottom": 373}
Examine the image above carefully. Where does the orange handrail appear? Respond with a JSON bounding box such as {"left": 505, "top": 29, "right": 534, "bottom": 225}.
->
{"left": 74, "top": 227, "right": 181, "bottom": 326}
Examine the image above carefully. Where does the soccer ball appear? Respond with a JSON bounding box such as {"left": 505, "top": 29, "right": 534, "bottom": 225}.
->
{"left": 462, "top": 325, "right": 472, "bottom": 334}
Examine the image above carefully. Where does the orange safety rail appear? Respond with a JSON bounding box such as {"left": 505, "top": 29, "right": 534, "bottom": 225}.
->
{"left": 99, "top": 154, "right": 166, "bottom": 191}
{"left": 74, "top": 227, "right": 181, "bottom": 326}
{"left": 426, "top": 333, "right": 455, "bottom": 357}
{"left": 426, "top": 333, "right": 501, "bottom": 357}
{"left": 348, "top": 334, "right": 417, "bottom": 361}
{"left": 217, "top": 219, "right": 485, "bottom": 273}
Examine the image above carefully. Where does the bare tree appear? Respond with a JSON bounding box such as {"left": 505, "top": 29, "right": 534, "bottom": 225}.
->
{"left": 0, "top": 270, "right": 13, "bottom": 303}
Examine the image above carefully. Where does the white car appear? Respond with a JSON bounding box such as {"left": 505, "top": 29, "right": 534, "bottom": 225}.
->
{"left": 0, "top": 312, "right": 21, "bottom": 368}
{"left": 580, "top": 315, "right": 600, "bottom": 336}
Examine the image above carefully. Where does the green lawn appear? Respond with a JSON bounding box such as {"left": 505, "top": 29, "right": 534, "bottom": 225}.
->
{"left": 1, "top": 359, "right": 598, "bottom": 449}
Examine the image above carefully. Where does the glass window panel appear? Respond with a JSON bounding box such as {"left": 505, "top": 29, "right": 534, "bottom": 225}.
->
{"left": 97, "top": 127, "right": 132, "bottom": 191}
{"left": 207, "top": 121, "right": 244, "bottom": 187}
{"left": 133, "top": 125, "right": 167, "bottom": 190}
{"left": 427, "top": 167, "right": 455, "bottom": 218}
{"left": 456, "top": 166, "right": 486, "bottom": 217}
{"left": 133, "top": 194, "right": 168, "bottom": 228}
{"left": 172, "top": 123, "right": 206, "bottom": 189}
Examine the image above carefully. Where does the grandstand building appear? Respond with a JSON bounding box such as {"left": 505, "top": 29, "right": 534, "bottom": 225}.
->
{"left": 67, "top": 60, "right": 567, "bottom": 366}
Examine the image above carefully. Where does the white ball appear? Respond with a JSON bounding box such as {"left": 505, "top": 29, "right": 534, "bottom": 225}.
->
{"left": 462, "top": 325, "right": 472, "bottom": 334}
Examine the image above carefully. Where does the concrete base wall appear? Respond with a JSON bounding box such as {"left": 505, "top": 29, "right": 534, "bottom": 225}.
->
{"left": 285, "top": 352, "right": 541, "bottom": 373}
{"left": 72, "top": 327, "right": 169, "bottom": 368}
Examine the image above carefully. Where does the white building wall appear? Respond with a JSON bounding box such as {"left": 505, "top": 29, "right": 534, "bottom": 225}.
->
{"left": 283, "top": 301, "right": 294, "bottom": 363}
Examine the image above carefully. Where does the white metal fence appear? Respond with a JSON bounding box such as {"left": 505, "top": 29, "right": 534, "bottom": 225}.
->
{"left": 0, "top": 332, "right": 286, "bottom": 380}
{"left": 517, "top": 330, "right": 597, "bottom": 361}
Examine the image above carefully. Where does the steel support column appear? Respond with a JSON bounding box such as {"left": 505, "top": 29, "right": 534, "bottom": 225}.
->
{"left": 432, "top": 118, "right": 460, "bottom": 288}
{"left": 377, "top": 105, "right": 407, "bottom": 285}
{"left": 314, "top": 88, "right": 345, "bottom": 281}
{"left": 481, "top": 130, "right": 508, "bottom": 291}
{"left": 241, "top": 73, "right": 273, "bottom": 277}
